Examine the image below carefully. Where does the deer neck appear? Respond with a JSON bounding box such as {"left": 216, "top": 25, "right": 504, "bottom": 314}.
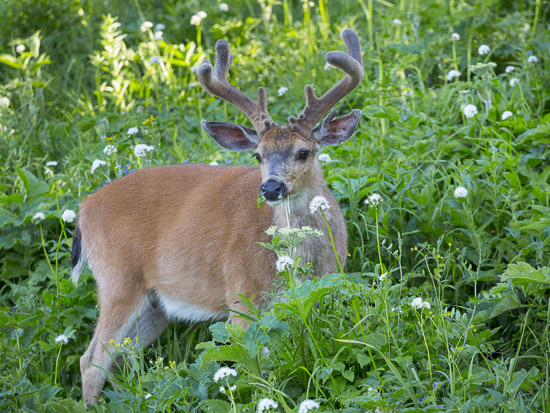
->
{"left": 271, "top": 161, "right": 330, "bottom": 230}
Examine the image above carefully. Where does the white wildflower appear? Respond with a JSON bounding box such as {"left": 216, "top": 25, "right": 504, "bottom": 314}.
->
{"left": 134, "top": 144, "right": 155, "bottom": 157}
{"left": 501, "top": 111, "right": 513, "bottom": 121}
{"left": 16, "top": 44, "right": 26, "bottom": 53}
{"left": 104, "top": 145, "right": 117, "bottom": 155}
{"left": 197, "top": 11, "right": 207, "bottom": 19}
{"left": 213, "top": 367, "right": 237, "bottom": 382}
{"left": 364, "top": 193, "right": 383, "bottom": 207}
{"left": 219, "top": 385, "right": 237, "bottom": 393}
{"left": 261, "top": 346, "right": 269, "bottom": 357}
{"left": 46, "top": 161, "right": 58, "bottom": 167}
{"left": 219, "top": 3, "right": 229, "bottom": 12}
{"left": 55, "top": 334, "right": 69, "bottom": 344}
{"left": 190, "top": 15, "right": 202, "bottom": 26}
{"left": 276, "top": 255, "right": 294, "bottom": 272}
{"left": 410, "top": 297, "right": 430, "bottom": 310}
{"left": 33, "top": 212, "right": 45, "bottom": 221}
{"left": 527, "top": 55, "right": 538, "bottom": 63}
{"left": 392, "top": 18, "right": 402, "bottom": 25}
{"left": 391, "top": 306, "right": 403, "bottom": 313}
{"left": 463, "top": 104, "right": 477, "bottom": 119}
{"left": 505, "top": 65, "right": 515, "bottom": 73}
{"left": 154, "top": 31, "right": 163, "bottom": 40}
{"left": 61, "top": 210, "right": 76, "bottom": 223}
{"left": 209, "top": 161, "right": 219, "bottom": 166}
{"left": 140, "top": 21, "right": 153, "bottom": 32}
{"left": 155, "top": 23, "right": 165, "bottom": 31}
{"left": 454, "top": 186, "right": 468, "bottom": 198}
{"left": 127, "top": 126, "right": 138, "bottom": 135}
{"left": 309, "top": 195, "right": 330, "bottom": 214}
{"left": 309, "top": 1, "right": 314, "bottom": 6}
{"left": 145, "top": 393, "right": 152, "bottom": 399}
{"left": 509, "top": 77, "right": 519, "bottom": 87}
{"left": 44, "top": 167, "right": 53, "bottom": 176}
{"left": 0, "top": 96, "right": 9, "bottom": 108}
{"left": 446, "top": 69, "right": 461, "bottom": 81}
{"left": 258, "top": 398, "right": 278, "bottom": 412}
{"left": 91, "top": 159, "right": 107, "bottom": 174}
{"left": 478, "top": 44, "right": 490, "bottom": 55}
{"left": 521, "top": 23, "right": 530, "bottom": 32}
{"left": 278, "top": 86, "right": 288, "bottom": 96}
{"left": 367, "top": 387, "right": 380, "bottom": 396}
{"left": 379, "top": 273, "right": 387, "bottom": 281}
{"left": 317, "top": 153, "right": 332, "bottom": 162}
{"left": 149, "top": 56, "right": 161, "bottom": 65}
{"left": 451, "top": 33, "right": 460, "bottom": 41}
{"left": 298, "top": 399, "right": 320, "bottom": 413}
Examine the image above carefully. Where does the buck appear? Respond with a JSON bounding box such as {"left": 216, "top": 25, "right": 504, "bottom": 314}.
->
{"left": 72, "top": 28, "right": 364, "bottom": 405}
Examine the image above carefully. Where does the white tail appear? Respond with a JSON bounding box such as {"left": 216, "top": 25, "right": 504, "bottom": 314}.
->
{"left": 75, "top": 29, "right": 364, "bottom": 406}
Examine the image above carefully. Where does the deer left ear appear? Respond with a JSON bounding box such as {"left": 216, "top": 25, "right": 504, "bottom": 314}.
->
{"left": 312, "top": 109, "right": 361, "bottom": 146}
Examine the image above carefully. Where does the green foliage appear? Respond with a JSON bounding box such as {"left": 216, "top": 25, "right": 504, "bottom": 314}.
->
{"left": 1, "top": 0, "right": 550, "bottom": 411}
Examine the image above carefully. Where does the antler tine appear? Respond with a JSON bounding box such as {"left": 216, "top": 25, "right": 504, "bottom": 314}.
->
{"left": 198, "top": 40, "right": 274, "bottom": 133}
{"left": 288, "top": 29, "right": 364, "bottom": 137}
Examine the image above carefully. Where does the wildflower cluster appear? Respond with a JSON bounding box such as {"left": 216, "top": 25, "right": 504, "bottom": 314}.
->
{"left": 447, "top": 69, "right": 461, "bottom": 81}
{"left": 411, "top": 297, "right": 431, "bottom": 310}
{"left": 109, "top": 337, "right": 140, "bottom": 360}
{"left": 91, "top": 159, "right": 107, "bottom": 174}
{"left": 213, "top": 367, "right": 237, "bottom": 382}
{"left": 266, "top": 225, "right": 323, "bottom": 251}
{"left": 190, "top": 11, "right": 207, "bottom": 26}
{"left": 309, "top": 195, "right": 330, "bottom": 214}
{"left": 317, "top": 153, "right": 332, "bottom": 162}
{"left": 134, "top": 144, "right": 154, "bottom": 157}
{"left": 55, "top": 334, "right": 69, "bottom": 345}
{"left": 275, "top": 255, "right": 294, "bottom": 272}
{"left": 257, "top": 398, "right": 278, "bottom": 412}
{"left": 463, "top": 104, "right": 478, "bottom": 119}
{"left": 61, "top": 210, "right": 76, "bottom": 223}
{"left": 453, "top": 186, "right": 468, "bottom": 199}
{"left": 364, "top": 193, "right": 383, "bottom": 207}
{"left": 298, "top": 399, "right": 320, "bottom": 412}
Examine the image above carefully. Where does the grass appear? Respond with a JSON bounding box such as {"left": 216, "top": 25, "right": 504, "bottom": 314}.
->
{"left": 1, "top": 0, "right": 550, "bottom": 411}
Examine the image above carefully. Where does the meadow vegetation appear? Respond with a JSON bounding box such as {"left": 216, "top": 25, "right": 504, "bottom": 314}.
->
{"left": 1, "top": 0, "right": 549, "bottom": 411}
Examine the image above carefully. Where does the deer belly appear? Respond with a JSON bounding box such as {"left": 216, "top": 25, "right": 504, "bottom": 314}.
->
{"left": 155, "top": 292, "right": 227, "bottom": 323}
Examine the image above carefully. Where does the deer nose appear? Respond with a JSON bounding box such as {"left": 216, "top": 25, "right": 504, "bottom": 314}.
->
{"left": 260, "top": 179, "right": 287, "bottom": 201}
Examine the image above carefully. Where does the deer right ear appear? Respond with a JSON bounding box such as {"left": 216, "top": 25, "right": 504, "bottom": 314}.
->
{"left": 201, "top": 120, "right": 258, "bottom": 152}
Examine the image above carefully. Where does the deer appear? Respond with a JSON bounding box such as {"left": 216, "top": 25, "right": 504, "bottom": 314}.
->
{"left": 72, "top": 28, "right": 364, "bottom": 406}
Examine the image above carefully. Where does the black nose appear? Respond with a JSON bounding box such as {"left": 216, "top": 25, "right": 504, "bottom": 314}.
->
{"left": 260, "top": 179, "right": 287, "bottom": 201}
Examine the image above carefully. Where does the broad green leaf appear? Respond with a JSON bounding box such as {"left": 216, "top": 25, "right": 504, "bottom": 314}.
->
{"left": 500, "top": 262, "right": 550, "bottom": 285}
{"left": 199, "top": 399, "right": 231, "bottom": 413}
{"left": 0, "top": 54, "right": 22, "bottom": 68}
{"left": 372, "top": 107, "right": 399, "bottom": 122}
{"left": 16, "top": 168, "right": 49, "bottom": 200}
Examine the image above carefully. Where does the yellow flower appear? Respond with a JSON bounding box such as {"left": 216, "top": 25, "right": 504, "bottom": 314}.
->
{"left": 142, "top": 115, "right": 155, "bottom": 125}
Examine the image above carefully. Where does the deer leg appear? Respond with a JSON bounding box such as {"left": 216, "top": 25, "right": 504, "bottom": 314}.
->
{"left": 81, "top": 287, "right": 148, "bottom": 406}
{"left": 124, "top": 295, "right": 171, "bottom": 349}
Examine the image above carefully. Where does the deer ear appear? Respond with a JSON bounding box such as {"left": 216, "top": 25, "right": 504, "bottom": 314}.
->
{"left": 312, "top": 109, "right": 361, "bottom": 146}
{"left": 201, "top": 120, "right": 258, "bottom": 152}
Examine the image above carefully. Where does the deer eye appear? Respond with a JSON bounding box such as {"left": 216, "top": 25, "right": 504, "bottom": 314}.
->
{"left": 298, "top": 150, "right": 310, "bottom": 160}
{"left": 252, "top": 153, "right": 262, "bottom": 163}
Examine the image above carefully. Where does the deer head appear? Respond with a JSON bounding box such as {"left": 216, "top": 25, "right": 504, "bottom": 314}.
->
{"left": 198, "top": 29, "right": 364, "bottom": 206}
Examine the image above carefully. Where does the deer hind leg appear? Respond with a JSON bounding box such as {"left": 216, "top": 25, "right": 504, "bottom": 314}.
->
{"left": 123, "top": 293, "right": 171, "bottom": 350}
{"left": 81, "top": 280, "right": 149, "bottom": 406}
